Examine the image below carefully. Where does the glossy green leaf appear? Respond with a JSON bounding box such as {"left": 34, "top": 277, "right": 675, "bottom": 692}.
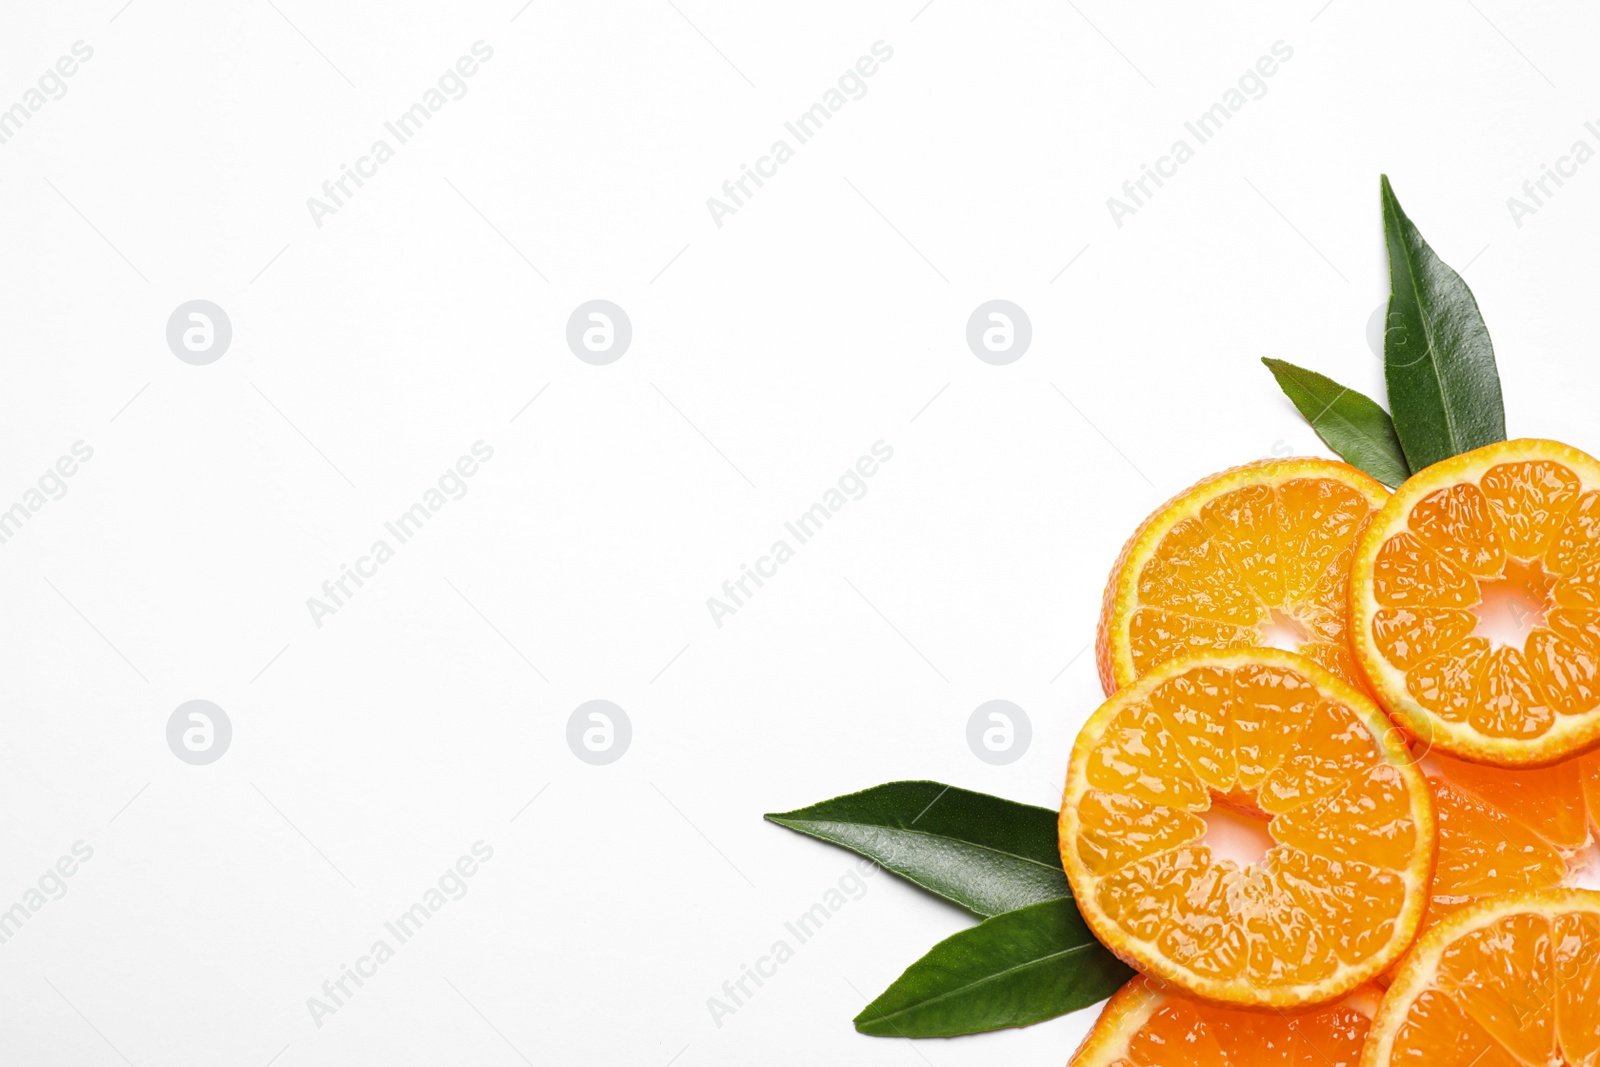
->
{"left": 1380, "top": 174, "right": 1506, "bottom": 470}
{"left": 1262, "top": 358, "right": 1411, "bottom": 487}
{"left": 765, "top": 781, "right": 1068, "bottom": 918}
{"left": 854, "top": 898, "right": 1132, "bottom": 1037}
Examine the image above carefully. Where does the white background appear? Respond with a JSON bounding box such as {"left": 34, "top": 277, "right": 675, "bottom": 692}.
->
{"left": 2, "top": 1, "right": 1599, "bottom": 1064}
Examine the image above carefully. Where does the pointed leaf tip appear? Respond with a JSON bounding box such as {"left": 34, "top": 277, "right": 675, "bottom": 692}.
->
{"left": 765, "top": 781, "right": 1069, "bottom": 917}
{"left": 1262, "top": 358, "right": 1410, "bottom": 487}
{"left": 1378, "top": 176, "right": 1506, "bottom": 469}
{"left": 852, "top": 898, "right": 1132, "bottom": 1037}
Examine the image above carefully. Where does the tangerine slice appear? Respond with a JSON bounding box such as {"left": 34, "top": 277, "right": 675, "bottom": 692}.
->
{"left": 1060, "top": 648, "right": 1435, "bottom": 1008}
{"left": 1097, "top": 459, "right": 1389, "bottom": 695}
{"left": 1351, "top": 439, "right": 1600, "bottom": 766}
{"left": 1361, "top": 888, "right": 1600, "bottom": 1067}
{"left": 1419, "top": 749, "right": 1600, "bottom": 936}
{"left": 1066, "top": 974, "right": 1378, "bottom": 1067}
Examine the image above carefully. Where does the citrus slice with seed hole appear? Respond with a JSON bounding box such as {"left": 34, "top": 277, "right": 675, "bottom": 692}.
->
{"left": 1067, "top": 974, "right": 1379, "bottom": 1067}
{"left": 1059, "top": 648, "right": 1435, "bottom": 1008}
{"left": 1361, "top": 887, "right": 1600, "bottom": 1067}
{"left": 1418, "top": 748, "right": 1600, "bottom": 938}
{"left": 1097, "top": 458, "right": 1389, "bottom": 696}
{"left": 1350, "top": 438, "right": 1600, "bottom": 767}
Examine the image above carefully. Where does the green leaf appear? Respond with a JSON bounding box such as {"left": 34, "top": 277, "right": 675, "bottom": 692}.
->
{"left": 765, "top": 781, "right": 1068, "bottom": 918}
{"left": 1262, "top": 358, "right": 1411, "bottom": 487}
{"left": 1380, "top": 174, "right": 1506, "bottom": 470}
{"left": 853, "top": 898, "right": 1132, "bottom": 1037}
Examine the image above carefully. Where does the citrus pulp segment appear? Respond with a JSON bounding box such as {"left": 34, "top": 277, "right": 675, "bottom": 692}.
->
{"left": 1059, "top": 649, "right": 1435, "bottom": 1008}
{"left": 1351, "top": 439, "right": 1600, "bottom": 767}
{"left": 1361, "top": 888, "right": 1600, "bottom": 1067}
{"left": 1067, "top": 974, "right": 1378, "bottom": 1067}
{"left": 1097, "top": 459, "right": 1389, "bottom": 695}
{"left": 1422, "top": 748, "right": 1600, "bottom": 934}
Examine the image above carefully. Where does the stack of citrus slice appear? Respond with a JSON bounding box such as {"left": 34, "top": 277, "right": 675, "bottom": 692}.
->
{"left": 1063, "top": 443, "right": 1600, "bottom": 1067}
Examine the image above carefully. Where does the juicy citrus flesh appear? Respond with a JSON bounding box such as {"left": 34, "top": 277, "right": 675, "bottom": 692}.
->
{"left": 1067, "top": 974, "right": 1378, "bottom": 1067}
{"left": 1352, "top": 439, "right": 1600, "bottom": 766}
{"left": 1060, "top": 648, "right": 1435, "bottom": 1008}
{"left": 1098, "top": 459, "right": 1389, "bottom": 696}
{"left": 1423, "top": 748, "right": 1600, "bottom": 934}
{"left": 1362, "top": 888, "right": 1600, "bottom": 1067}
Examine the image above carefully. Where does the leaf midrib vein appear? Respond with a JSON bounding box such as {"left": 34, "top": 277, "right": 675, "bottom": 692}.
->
{"left": 1272, "top": 361, "right": 1407, "bottom": 482}
{"left": 863, "top": 942, "right": 1099, "bottom": 1025}
{"left": 787, "top": 818, "right": 1061, "bottom": 872}
{"left": 1387, "top": 194, "right": 1461, "bottom": 453}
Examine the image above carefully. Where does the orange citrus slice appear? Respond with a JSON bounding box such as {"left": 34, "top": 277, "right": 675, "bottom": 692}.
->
{"left": 1068, "top": 974, "right": 1378, "bottom": 1067}
{"left": 1059, "top": 648, "right": 1435, "bottom": 1008}
{"left": 1097, "top": 458, "right": 1388, "bottom": 695}
{"left": 1351, "top": 438, "right": 1600, "bottom": 767}
{"left": 1361, "top": 887, "right": 1600, "bottom": 1067}
{"left": 1421, "top": 748, "right": 1600, "bottom": 935}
